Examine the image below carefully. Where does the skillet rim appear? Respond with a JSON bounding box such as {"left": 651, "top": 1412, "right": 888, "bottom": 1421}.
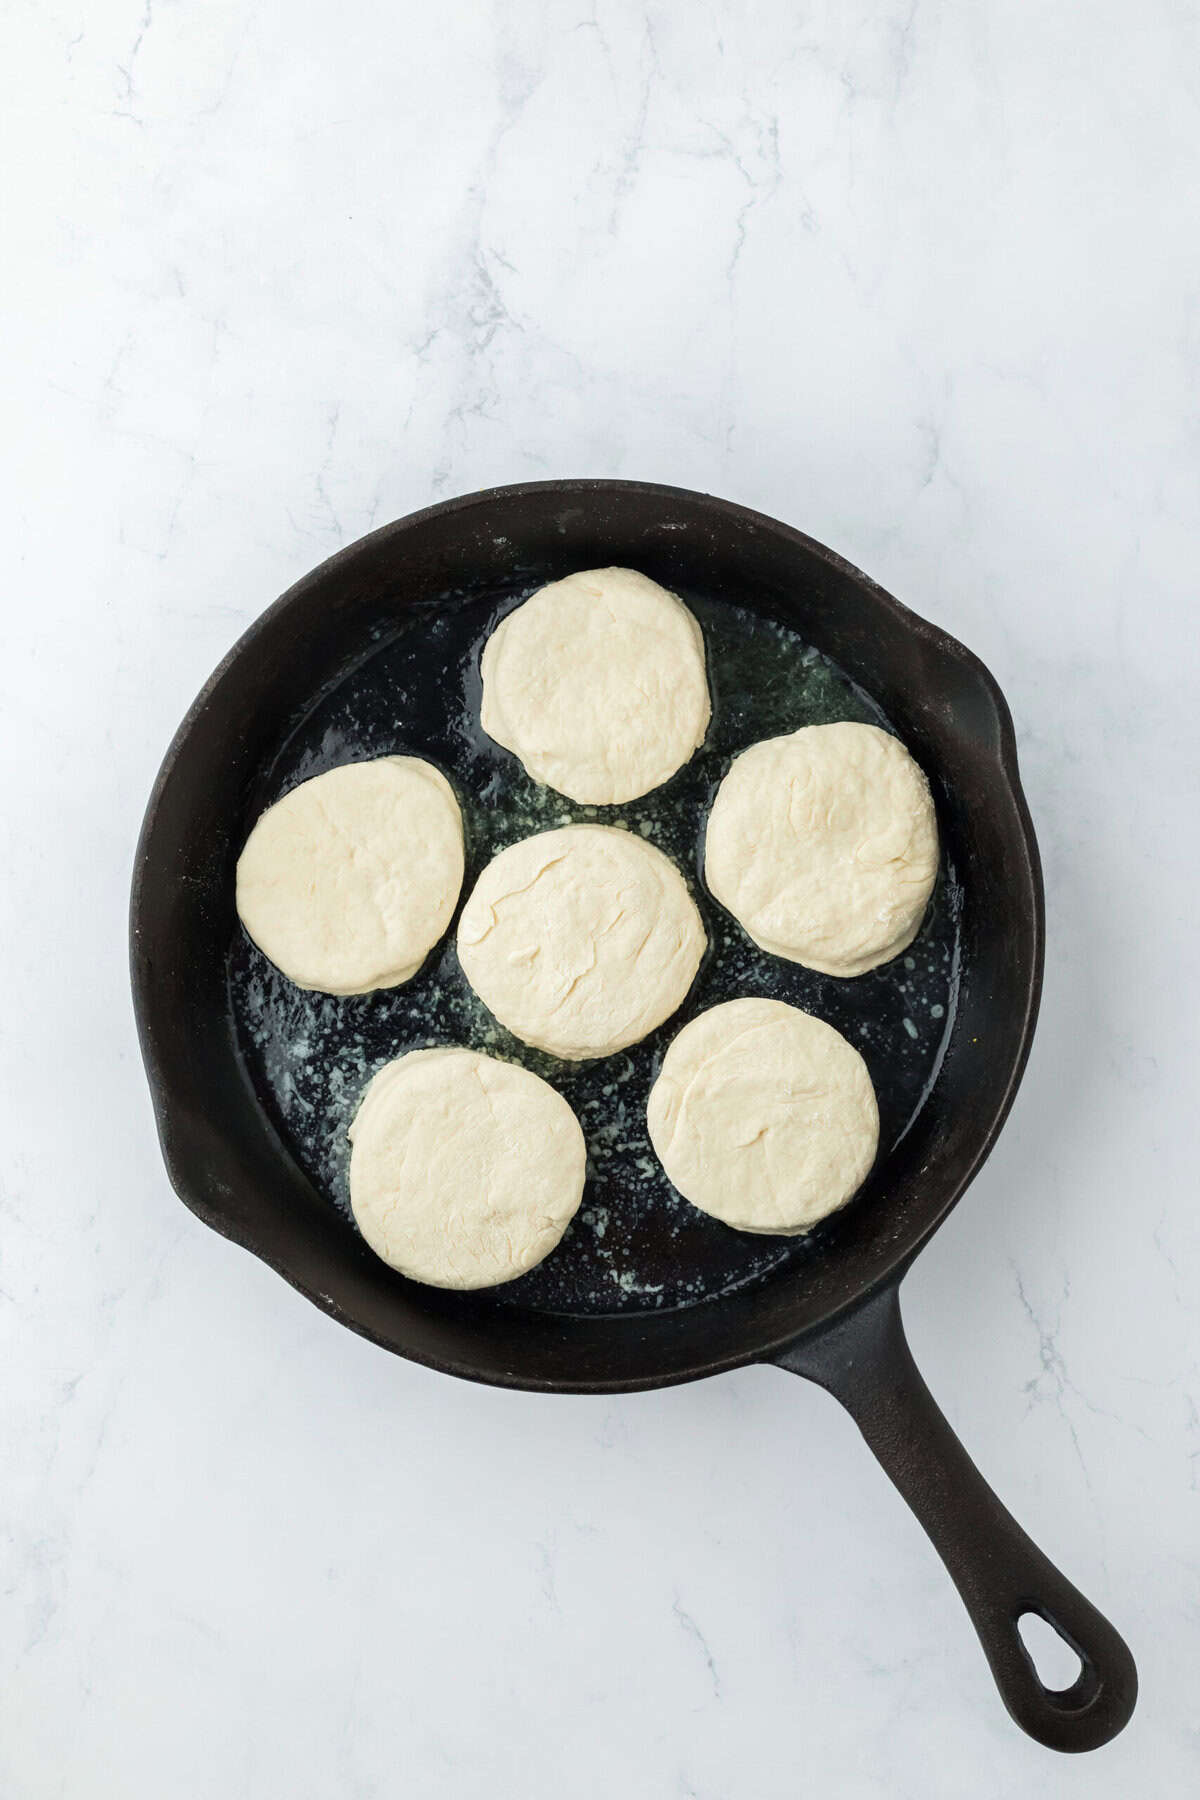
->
{"left": 130, "top": 478, "right": 1045, "bottom": 1393}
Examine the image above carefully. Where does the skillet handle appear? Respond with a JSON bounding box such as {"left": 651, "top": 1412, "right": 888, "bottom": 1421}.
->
{"left": 773, "top": 1283, "right": 1136, "bottom": 1752}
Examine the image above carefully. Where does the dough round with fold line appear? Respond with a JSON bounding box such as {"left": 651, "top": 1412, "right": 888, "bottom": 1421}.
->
{"left": 704, "top": 721, "right": 938, "bottom": 977}
{"left": 457, "top": 824, "right": 706, "bottom": 1060}
{"left": 480, "top": 566, "right": 711, "bottom": 804}
{"left": 235, "top": 756, "right": 464, "bottom": 995}
{"left": 646, "top": 997, "right": 879, "bottom": 1234}
{"left": 348, "top": 1048, "right": 586, "bottom": 1289}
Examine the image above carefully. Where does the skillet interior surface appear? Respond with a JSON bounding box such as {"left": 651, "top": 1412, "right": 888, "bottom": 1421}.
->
{"left": 230, "top": 581, "right": 960, "bottom": 1316}
{"left": 132, "top": 480, "right": 1041, "bottom": 1390}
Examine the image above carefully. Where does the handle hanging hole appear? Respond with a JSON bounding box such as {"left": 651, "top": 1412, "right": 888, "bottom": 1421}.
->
{"left": 1018, "top": 1610, "right": 1085, "bottom": 1692}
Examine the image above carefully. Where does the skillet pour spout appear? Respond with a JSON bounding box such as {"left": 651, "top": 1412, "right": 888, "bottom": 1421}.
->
{"left": 131, "top": 478, "right": 1136, "bottom": 1750}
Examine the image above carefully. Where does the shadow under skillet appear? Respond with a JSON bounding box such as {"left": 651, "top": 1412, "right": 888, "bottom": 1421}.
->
{"left": 228, "top": 580, "right": 960, "bottom": 1318}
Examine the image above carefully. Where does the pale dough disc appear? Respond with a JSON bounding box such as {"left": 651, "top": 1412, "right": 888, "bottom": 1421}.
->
{"left": 479, "top": 567, "right": 711, "bottom": 804}
{"left": 646, "top": 997, "right": 879, "bottom": 1234}
{"left": 457, "top": 824, "right": 706, "bottom": 1060}
{"left": 236, "top": 757, "right": 464, "bottom": 995}
{"left": 348, "top": 1048, "right": 585, "bottom": 1289}
{"left": 705, "top": 722, "right": 938, "bottom": 977}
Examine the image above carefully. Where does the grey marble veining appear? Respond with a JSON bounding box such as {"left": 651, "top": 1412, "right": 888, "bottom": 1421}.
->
{"left": 2, "top": 2, "right": 1198, "bottom": 1794}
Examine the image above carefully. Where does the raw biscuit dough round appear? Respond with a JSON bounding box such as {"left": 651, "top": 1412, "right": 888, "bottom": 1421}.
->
{"left": 348, "top": 1047, "right": 585, "bottom": 1289}
{"left": 457, "top": 824, "right": 706, "bottom": 1060}
{"left": 479, "top": 567, "right": 711, "bottom": 804}
{"left": 646, "top": 997, "right": 879, "bottom": 1234}
{"left": 236, "top": 757, "right": 464, "bottom": 995}
{"left": 705, "top": 722, "right": 938, "bottom": 977}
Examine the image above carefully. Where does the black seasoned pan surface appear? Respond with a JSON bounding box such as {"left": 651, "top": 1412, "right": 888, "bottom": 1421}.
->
{"left": 230, "top": 580, "right": 959, "bottom": 1317}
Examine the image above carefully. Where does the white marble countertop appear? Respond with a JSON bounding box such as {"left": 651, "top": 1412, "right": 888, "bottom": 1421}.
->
{"left": 4, "top": 2, "right": 1198, "bottom": 1793}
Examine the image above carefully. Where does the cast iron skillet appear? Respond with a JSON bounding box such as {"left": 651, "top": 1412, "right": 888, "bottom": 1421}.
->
{"left": 131, "top": 479, "right": 1136, "bottom": 1752}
